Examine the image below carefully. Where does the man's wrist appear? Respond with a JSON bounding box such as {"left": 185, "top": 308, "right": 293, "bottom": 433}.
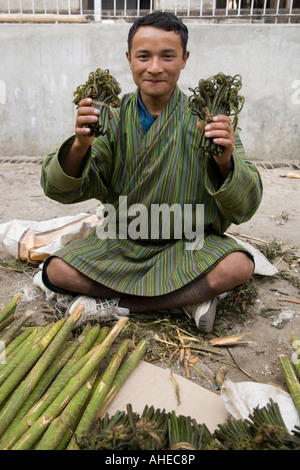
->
{"left": 61, "top": 137, "right": 91, "bottom": 177}
{"left": 215, "top": 155, "right": 234, "bottom": 179}
{"left": 71, "top": 137, "right": 91, "bottom": 158}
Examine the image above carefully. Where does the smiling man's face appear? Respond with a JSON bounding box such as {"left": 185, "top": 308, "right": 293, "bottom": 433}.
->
{"left": 126, "top": 26, "right": 189, "bottom": 113}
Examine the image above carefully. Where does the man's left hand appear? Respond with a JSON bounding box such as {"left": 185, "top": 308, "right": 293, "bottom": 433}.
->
{"left": 197, "top": 114, "right": 235, "bottom": 178}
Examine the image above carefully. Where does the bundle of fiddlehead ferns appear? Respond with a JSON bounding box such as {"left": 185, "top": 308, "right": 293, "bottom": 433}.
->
{"left": 215, "top": 399, "right": 300, "bottom": 450}
{"left": 188, "top": 73, "right": 244, "bottom": 158}
{"left": 75, "top": 404, "right": 215, "bottom": 450}
{"left": 74, "top": 400, "right": 300, "bottom": 450}
{"left": 73, "top": 68, "right": 121, "bottom": 137}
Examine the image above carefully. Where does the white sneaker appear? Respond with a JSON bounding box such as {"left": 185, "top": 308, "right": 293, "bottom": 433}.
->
{"left": 183, "top": 298, "right": 217, "bottom": 333}
{"left": 65, "top": 295, "right": 129, "bottom": 328}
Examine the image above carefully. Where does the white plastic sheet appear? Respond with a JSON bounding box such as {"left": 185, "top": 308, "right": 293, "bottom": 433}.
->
{"left": 0, "top": 213, "right": 100, "bottom": 263}
{"left": 221, "top": 378, "right": 300, "bottom": 432}
{"left": 226, "top": 233, "right": 278, "bottom": 276}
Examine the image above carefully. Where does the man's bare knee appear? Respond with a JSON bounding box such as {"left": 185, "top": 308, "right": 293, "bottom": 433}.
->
{"left": 45, "top": 257, "right": 101, "bottom": 295}
{"left": 207, "top": 251, "right": 254, "bottom": 293}
{"left": 46, "top": 257, "right": 71, "bottom": 287}
{"left": 231, "top": 252, "right": 254, "bottom": 285}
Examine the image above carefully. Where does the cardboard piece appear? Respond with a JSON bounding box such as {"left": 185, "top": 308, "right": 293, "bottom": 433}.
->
{"left": 105, "top": 361, "right": 230, "bottom": 432}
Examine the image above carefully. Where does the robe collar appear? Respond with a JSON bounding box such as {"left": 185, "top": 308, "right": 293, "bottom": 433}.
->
{"left": 136, "top": 86, "right": 181, "bottom": 134}
{"left": 137, "top": 90, "right": 158, "bottom": 134}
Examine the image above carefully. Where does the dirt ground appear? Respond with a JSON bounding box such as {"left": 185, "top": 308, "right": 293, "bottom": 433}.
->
{"left": 0, "top": 158, "right": 299, "bottom": 395}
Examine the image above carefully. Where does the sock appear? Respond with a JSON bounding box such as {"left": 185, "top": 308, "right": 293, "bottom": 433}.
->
{"left": 119, "top": 276, "right": 218, "bottom": 313}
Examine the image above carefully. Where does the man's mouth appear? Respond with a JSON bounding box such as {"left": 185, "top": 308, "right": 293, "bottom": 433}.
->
{"left": 144, "top": 79, "right": 166, "bottom": 83}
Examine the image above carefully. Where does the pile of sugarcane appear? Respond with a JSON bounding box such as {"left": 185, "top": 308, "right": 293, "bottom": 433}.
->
{"left": 188, "top": 72, "right": 244, "bottom": 158}
{"left": 0, "top": 297, "right": 147, "bottom": 450}
{"left": 73, "top": 67, "right": 121, "bottom": 137}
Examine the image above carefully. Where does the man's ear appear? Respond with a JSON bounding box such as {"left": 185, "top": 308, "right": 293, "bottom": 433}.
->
{"left": 126, "top": 51, "right": 132, "bottom": 69}
{"left": 181, "top": 51, "right": 190, "bottom": 70}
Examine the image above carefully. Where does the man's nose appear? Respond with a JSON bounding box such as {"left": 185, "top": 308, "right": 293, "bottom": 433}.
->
{"left": 147, "top": 57, "right": 163, "bottom": 74}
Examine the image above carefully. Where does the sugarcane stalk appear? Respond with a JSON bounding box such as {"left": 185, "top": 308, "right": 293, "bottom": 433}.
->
{"left": 4, "top": 329, "right": 34, "bottom": 360}
{"left": 55, "top": 403, "right": 87, "bottom": 450}
{"left": 70, "top": 324, "right": 100, "bottom": 361}
{"left": 5, "top": 324, "right": 53, "bottom": 363}
{"left": 0, "top": 316, "right": 14, "bottom": 334}
{"left": 0, "top": 310, "right": 34, "bottom": 345}
{"left": 0, "top": 324, "right": 53, "bottom": 387}
{"left": 0, "top": 342, "right": 5, "bottom": 367}
{"left": 54, "top": 333, "right": 109, "bottom": 451}
{"left": 0, "top": 340, "right": 93, "bottom": 450}
{"left": 0, "top": 319, "right": 66, "bottom": 437}
{"left": 35, "top": 369, "right": 99, "bottom": 450}
{"left": 25, "top": 324, "right": 104, "bottom": 418}
{"left": 0, "top": 305, "right": 83, "bottom": 437}
{"left": 1, "top": 329, "right": 32, "bottom": 370}
{"left": 19, "top": 326, "right": 103, "bottom": 422}
{"left": 11, "top": 316, "right": 128, "bottom": 450}
{"left": 56, "top": 427, "right": 75, "bottom": 450}
{"left": 9, "top": 340, "right": 79, "bottom": 424}
{"left": 279, "top": 354, "right": 300, "bottom": 416}
{"left": 0, "top": 325, "right": 101, "bottom": 450}
{"left": 0, "top": 325, "right": 110, "bottom": 450}
{"left": 0, "top": 329, "right": 41, "bottom": 386}
{"left": 67, "top": 339, "right": 129, "bottom": 450}
{"left": 91, "top": 326, "right": 110, "bottom": 347}
{"left": 95, "top": 338, "right": 147, "bottom": 420}
{"left": 0, "top": 295, "right": 21, "bottom": 325}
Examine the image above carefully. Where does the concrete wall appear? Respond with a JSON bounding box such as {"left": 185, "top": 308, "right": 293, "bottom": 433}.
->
{"left": 0, "top": 22, "right": 299, "bottom": 161}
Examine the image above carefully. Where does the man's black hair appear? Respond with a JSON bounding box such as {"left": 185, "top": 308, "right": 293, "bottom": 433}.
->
{"left": 127, "top": 12, "right": 188, "bottom": 56}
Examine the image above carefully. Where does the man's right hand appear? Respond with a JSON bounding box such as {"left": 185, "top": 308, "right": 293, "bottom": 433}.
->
{"left": 61, "top": 98, "right": 99, "bottom": 178}
{"left": 74, "top": 97, "right": 100, "bottom": 149}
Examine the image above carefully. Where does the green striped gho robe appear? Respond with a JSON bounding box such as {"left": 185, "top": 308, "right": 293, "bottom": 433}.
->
{"left": 41, "top": 85, "right": 263, "bottom": 297}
